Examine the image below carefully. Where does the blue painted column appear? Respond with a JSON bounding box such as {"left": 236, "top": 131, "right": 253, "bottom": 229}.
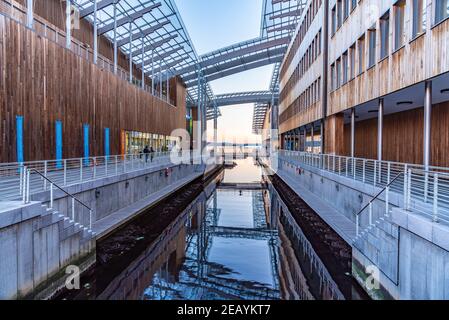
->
{"left": 16, "top": 115, "right": 24, "bottom": 163}
{"left": 83, "top": 124, "right": 89, "bottom": 165}
{"left": 56, "top": 120, "right": 63, "bottom": 168}
{"left": 104, "top": 128, "right": 110, "bottom": 159}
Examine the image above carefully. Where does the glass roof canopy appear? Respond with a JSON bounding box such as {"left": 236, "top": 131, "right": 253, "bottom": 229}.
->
{"left": 73, "top": 0, "right": 304, "bottom": 122}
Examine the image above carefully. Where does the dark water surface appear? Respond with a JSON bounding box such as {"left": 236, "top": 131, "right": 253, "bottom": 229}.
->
{"left": 60, "top": 157, "right": 365, "bottom": 300}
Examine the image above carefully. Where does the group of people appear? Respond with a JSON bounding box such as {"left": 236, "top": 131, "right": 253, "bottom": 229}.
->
{"left": 142, "top": 145, "right": 154, "bottom": 163}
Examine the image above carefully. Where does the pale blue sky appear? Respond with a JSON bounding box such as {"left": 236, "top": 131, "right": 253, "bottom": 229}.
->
{"left": 174, "top": 0, "right": 273, "bottom": 143}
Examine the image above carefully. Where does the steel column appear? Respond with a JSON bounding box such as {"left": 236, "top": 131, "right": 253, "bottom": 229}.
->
{"left": 351, "top": 107, "right": 356, "bottom": 158}
{"left": 151, "top": 50, "right": 155, "bottom": 94}
{"left": 93, "top": 0, "right": 98, "bottom": 64}
{"left": 424, "top": 81, "right": 432, "bottom": 171}
{"left": 310, "top": 125, "right": 314, "bottom": 154}
{"left": 129, "top": 22, "right": 133, "bottom": 83}
{"left": 141, "top": 39, "right": 145, "bottom": 89}
{"left": 26, "top": 0, "right": 33, "bottom": 28}
{"left": 66, "top": 0, "right": 72, "bottom": 48}
{"left": 378, "top": 98, "right": 384, "bottom": 162}
{"left": 113, "top": 1, "right": 118, "bottom": 74}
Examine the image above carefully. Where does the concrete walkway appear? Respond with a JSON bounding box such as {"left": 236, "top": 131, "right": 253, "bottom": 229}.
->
{"left": 276, "top": 169, "right": 356, "bottom": 245}
{"left": 93, "top": 171, "right": 203, "bottom": 239}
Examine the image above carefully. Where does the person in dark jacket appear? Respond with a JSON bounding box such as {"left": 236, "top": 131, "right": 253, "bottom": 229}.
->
{"left": 143, "top": 146, "right": 150, "bottom": 163}
{"left": 150, "top": 146, "right": 155, "bottom": 162}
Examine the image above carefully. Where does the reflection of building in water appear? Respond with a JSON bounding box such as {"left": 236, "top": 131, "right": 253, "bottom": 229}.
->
{"left": 144, "top": 189, "right": 281, "bottom": 300}
{"left": 275, "top": 200, "right": 345, "bottom": 300}
{"left": 252, "top": 191, "right": 268, "bottom": 229}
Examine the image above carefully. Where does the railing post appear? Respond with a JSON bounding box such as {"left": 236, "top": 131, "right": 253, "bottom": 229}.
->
{"left": 89, "top": 209, "right": 93, "bottom": 230}
{"left": 403, "top": 167, "right": 408, "bottom": 209}
{"left": 105, "top": 156, "right": 108, "bottom": 177}
{"left": 80, "top": 158, "right": 83, "bottom": 183}
{"left": 369, "top": 202, "right": 373, "bottom": 226}
{"left": 22, "top": 166, "right": 27, "bottom": 203}
{"left": 26, "top": 169, "right": 30, "bottom": 203}
{"left": 406, "top": 169, "right": 412, "bottom": 211}
{"left": 63, "top": 159, "right": 67, "bottom": 186}
{"left": 356, "top": 214, "right": 359, "bottom": 237}
{"left": 387, "top": 162, "right": 391, "bottom": 184}
{"left": 93, "top": 157, "right": 97, "bottom": 179}
{"left": 346, "top": 158, "right": 348, "bottom": 177}
{"left": 71, "top": 198, "right": 75, "bottom": 221}
{"left": 44, "top": 161, "right": 48, "bottom": 190}
{"left": 353, "top": 158, "right": 356, "bottom": 179}
{"left": 433, "top": 173, "right": 439, "bottom": 222}
{"left": 424, "top": 171, "right": 429, "bottom": 203}
{"left": 374, "top": 160, "right": 377, "bottom": 187}
{"left": 50, "top": 183, "right": 54, "bottom": 209}
{"left": 115, "top": 155, "right": 118, "bottom": 176}
{"left": 363, "top": 159, "right": 366, "bottom": 183}
{"left": 385, "top": 185, "right": 390, "bottom": 216}
{"left": 19, "top": 165, "right": 24, "bottom": 196}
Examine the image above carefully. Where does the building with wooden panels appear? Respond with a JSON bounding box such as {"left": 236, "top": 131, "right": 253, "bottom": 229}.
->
{"left": 278, "top": 0, "right": 449, "bottom": 168}
{"left": 0, "top": 0, "right": 191, "bottom": 163}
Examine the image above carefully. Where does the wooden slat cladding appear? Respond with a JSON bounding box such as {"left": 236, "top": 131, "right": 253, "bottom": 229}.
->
{"left": 0, "top": 15, "right": 186, "bottom": 163}
{"left": 342, "top": 101, "right": 449, "bottom": 167}
{"left": 328, "top": 1, "right": 449, "bottom": 116}
{"left": 13, "top": 0, "right": 140, "bottom": 77}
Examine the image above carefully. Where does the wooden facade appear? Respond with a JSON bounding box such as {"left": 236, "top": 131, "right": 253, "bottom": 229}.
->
{"left": 278, "top": 0, "right": 449, "bottom": 166}
{"left": 0, "top": 12, "right": 187, "bottom": 163}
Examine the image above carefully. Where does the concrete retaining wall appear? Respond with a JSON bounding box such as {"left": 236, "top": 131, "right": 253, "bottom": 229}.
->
{"left": 0, "top": 202, "right": 95, "bottom": 299}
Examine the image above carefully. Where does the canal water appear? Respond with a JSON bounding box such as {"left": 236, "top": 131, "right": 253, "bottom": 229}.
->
{"left": 59, "top": 156, "right": 366, "bottom": 300}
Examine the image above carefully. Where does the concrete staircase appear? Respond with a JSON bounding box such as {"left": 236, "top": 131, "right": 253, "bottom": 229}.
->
{"left": 353, "top": 210, "right": 399, "bottom": 283}
{"left": 39, "top": 204, "right": 95, "bottom": 245}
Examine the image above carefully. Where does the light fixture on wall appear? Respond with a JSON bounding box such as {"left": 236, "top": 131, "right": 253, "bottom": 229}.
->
{"left": 368, "top": 110, "right": 378, "bottom": 113}
{"left": 396, "top": 101, "right": 413, "bottom": 106}
{"left": 441, "top": 88, "right": 449, "bottom": 94}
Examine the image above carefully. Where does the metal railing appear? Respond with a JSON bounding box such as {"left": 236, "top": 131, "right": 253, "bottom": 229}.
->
{"left": 23, "top": 168, "right": 93, "bottom": 231}
{"left": 278, "top": 150, "right": 449, "bottom": 228}
{"left": 0, "top": 152, "right": 174, "bottom": 201}
{"left": 355, "top": 172, "right": 404, "bottom": 237}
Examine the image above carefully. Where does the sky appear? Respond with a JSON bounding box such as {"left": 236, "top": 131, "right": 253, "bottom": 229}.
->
{"left": 174, "top": 0, "right": 272, "bottom": 144}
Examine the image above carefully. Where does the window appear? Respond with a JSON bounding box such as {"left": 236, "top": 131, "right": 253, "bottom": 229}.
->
{"left": 337, "top": 0, "right": 343, "bottom": 28}
{"left": 349, "top": 44, "right": 356, "bottom": 80}
{"left": 358, "top": 35, "right": 365, "bottom": 74}
{"left": 368, "top": 27, "right": 377, "bottom": 67}
{"left": 344, "top": 0, "right": 350, "bottom": 20}
{"left": 435, "top": 0, "right": 449, "bottom": 24}
{"left": 342, "top": 51, "right": 348, "bottom": 84}
{"left": 412, "top": 0, "right": 427, "bottom": 37}
{"left": 395, "top": 1, "right": 406, "bottom": 50}
{"left": 336, "top": 58, "right": 341, "bottom": 88}
{"left": 332, "top": 6, "right": 337, "bottom": 34}
{"left": 331, "top": 63, "right": 336, "bottom": 90}
{"left": 380, "top": 12, "right": 390, "bottom": 59}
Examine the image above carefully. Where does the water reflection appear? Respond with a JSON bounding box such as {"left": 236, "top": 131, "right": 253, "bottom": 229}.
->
{"left": 144, "top": 189, "right": 280, "bottom": 300}
{"left": 69, "top": 156, "right": 364, "bottom": 300}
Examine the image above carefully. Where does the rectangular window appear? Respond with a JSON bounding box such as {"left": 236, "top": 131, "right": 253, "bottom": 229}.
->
{"left": 337, "top": 0, "right": 343, "bottom": 28}
{"left": 332, "top": 6, "right": 337, "bottom": 34}
{"left": 412, "top": 0, "right": 427, "bottom": 37}
{"left": 395, "top": 1, "right": 406, "bottom": 50}
{"left": 344, "top": 0, "right": 350, "bottom": 20}
{"left": 435, "top": 0, "right": 449, "bottom": 24}
{"left": 358, "top": 35, "right": 365, "bottom": 74}
{"left": 368, "top": 27, "right": 377, "bottom": 67}
{"left": 336, "top": 58, "right": 341, "bottom": 88}
{"left": 342, "top": 51, "right": 348, "bottom": 84}
{"left": 349, "top": 44, "right": 356, "bottom": 80}
{"left": 380, "top": 12, "right": 390, "bottom": 59}
{"left": 331, "top": 63, "right": 336, "bottom": 90}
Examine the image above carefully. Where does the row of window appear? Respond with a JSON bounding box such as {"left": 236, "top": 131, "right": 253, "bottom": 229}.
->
{"left": 279, "top": 77, "right": 322, "bottom": 125}
{"left": 329, "top": 0, "right": 438, "bottom": 91}
{"left": 280, "top": 0, "right": 323, "bottom": 80}
{"left": 331, "top": 0, "right": 359, "bottom": 35}
{"left": 280, "top": 29, "right": 322, "bottom": 105}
